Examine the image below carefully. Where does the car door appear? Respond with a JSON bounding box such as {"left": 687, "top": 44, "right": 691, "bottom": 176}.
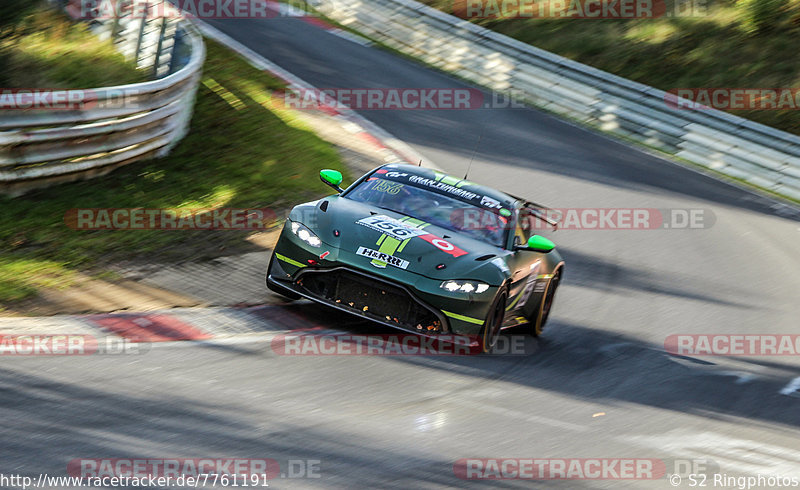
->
{"left": 503, "top": 206, "right": 543, "bottom": 322}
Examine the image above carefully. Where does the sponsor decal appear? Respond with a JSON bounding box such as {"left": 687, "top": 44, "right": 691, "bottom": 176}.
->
{"left": 512, "top": 268, "right": 540, "bottom": 310}
{"left": 276, "top": 253, "right": 307, "bottom": 269}
{"left": 417, "top": 233, "right": 468, "bottom": 258}
{"left": 388, "top": 173, "right": 511, "bottom": 211}
{"left": 375, "top": 170, "right": 513, "bottom": 211}
{"left": 407, "top": 175, "right": 480, "bottom": 200}
{"left": 373, "top": 181, "right": 404, "bottom": 194}
{"left": 358, "top": 216, "right": 467, "bottom": 258}
{"left": 356, "top": 247, "right": 409, "bottom": 270}
{"left": 356, "top": 215, "right": 427, "bottom": 241}
{"left": 480, "top": 195, "right": 502, "bottom": 209}
{"left": 369, "top": 216, "right": 427, "bottom": 268}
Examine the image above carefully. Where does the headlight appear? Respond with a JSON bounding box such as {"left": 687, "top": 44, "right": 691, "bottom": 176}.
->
{"left": 440, "top": 280, "right": 490, "bottom": 294}
{"left": 289, "top": 220, "right": 321, "bottom": 247}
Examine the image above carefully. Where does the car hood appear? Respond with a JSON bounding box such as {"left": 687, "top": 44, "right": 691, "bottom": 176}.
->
{"left": 290, "top": 196, "right": 510, "bottom": 283}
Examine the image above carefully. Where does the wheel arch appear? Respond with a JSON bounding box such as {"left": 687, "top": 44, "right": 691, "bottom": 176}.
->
{"left": 531, "top": 259, "right": 564, "bottom": 335}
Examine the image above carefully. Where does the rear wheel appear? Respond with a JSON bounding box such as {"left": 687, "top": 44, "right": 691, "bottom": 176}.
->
{"left": 480, "top": 289, "right": 508, "bottom": 353}
{"left": 532, "top": 270, "right": 560, "bottom": 336}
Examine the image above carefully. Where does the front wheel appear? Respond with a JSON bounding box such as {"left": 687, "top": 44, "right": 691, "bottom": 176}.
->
{"left": 480, "top": 288, "right": 508, "bottom": 353}
{"left": 531, "top": 270, "right": 560, "bottom": 336}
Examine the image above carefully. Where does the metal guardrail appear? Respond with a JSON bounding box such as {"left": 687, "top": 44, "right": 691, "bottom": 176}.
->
{"left": 312, "top": 0, "right": 800, "bottom": 202}
{"left": 0, "top": 0, "right": 205, "bottom": 195}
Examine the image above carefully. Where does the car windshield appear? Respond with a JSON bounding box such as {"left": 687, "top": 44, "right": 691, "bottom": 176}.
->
{"left": 346, "top": 177, "right": 508, "bottom": 247}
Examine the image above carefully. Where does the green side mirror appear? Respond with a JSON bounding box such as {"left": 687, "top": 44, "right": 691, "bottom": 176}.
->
{"left": 320, "top": 169, "right": 343, "bottom": 192}
{"left": 526, "top": 235, "right": 555, "bottom": 253}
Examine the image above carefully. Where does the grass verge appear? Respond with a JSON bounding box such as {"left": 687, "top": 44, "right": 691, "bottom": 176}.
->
{"left": 0, "top": 38, "right": 348, "bottom": 305}
{"left": 0, "top": 2, "right": 146, "bottom": 88}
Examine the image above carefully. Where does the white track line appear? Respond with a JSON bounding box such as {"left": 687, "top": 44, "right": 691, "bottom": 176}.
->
{"left": 779, "top": 376, "right": 800, "bottom": 396}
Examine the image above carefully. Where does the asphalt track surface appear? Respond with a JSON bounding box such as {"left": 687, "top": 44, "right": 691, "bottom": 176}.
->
{"left": 4, "top": 15, "right": 800, "bottom": 489}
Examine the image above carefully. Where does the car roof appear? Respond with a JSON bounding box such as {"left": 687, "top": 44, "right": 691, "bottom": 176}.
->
{"left": 374, "top": 164, "right": 519, "bottom": 210}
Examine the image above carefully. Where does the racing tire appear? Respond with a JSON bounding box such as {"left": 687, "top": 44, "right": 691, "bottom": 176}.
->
{"left": 531, "top": 269, "right": 561, "bottom": 337}
{"left": 480, "top": 288, "right": 508, "bottom": 354}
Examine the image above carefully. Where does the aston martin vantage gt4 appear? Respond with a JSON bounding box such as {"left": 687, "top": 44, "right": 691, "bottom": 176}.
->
{"left": 266, "top": 164, "right": 564, "bottom": 353}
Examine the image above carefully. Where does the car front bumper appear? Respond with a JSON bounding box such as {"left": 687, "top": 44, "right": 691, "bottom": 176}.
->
{"left": 267, "top": 229, "right": 497, "bottom": 337}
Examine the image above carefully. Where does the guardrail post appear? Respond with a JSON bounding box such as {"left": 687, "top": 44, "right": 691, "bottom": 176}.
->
{"left": 153, "top": 16, "right": 167, "bottom": 78}
{"left": 133, "top": 0, "right": 148, "bottom": 68}
{"left": 108, "top": 6, "right": 121, "bottom": 41}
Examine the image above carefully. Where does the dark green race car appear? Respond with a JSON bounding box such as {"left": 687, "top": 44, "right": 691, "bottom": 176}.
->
{"left": 266, "top": 164, "right": 564, "bottom": 353}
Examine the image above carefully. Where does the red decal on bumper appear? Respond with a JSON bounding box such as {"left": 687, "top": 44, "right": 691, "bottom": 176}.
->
{"left": 418, "top": 233, "right": 468, "bottom": 257}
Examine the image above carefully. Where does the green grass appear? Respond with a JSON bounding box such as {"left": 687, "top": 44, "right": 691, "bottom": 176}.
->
{"left": 0, "top": 3, "right": 146, "bottom": 88}
{"left": 0, "top": 38, "right": 348, "bottom": 304}
{"left": 419, "top": 0, "right": 800, "bottom": 135}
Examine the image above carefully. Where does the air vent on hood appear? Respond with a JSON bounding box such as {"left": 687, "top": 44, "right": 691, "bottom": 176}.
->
{"left": 475, "top": 254, "right": 495, "bottom": 261}
{"left": 319, "top": 200, "right": 329, "bottom": 212}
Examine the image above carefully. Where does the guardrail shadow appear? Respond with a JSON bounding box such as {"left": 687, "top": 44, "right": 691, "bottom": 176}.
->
{"left": 0, "top": 363, "right": 556, "bottom": 488}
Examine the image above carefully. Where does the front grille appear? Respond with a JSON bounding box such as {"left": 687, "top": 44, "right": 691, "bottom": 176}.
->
{"left": 296, "top": 268, "right": 444, "bottom": 332}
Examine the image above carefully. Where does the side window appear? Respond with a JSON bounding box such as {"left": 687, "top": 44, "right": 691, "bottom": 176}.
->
{"left": 514, "top": 208, "right": 532, "bottom": 246}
